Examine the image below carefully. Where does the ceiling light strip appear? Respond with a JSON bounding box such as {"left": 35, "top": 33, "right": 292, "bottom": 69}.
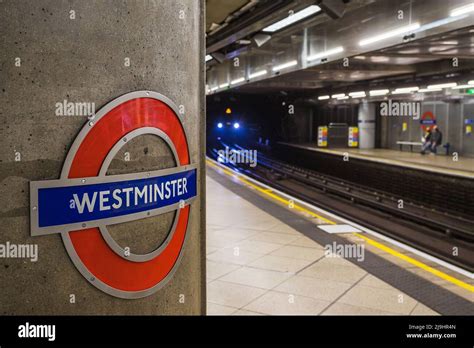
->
{"left": 272, "top": 60, "right": 298, "bottom": 72}
{"left": 450, "top": 3, "right": 474, "bottom": 17}
{"left": 231, "top": 77, "right": 245, "bottom": 85}
{"left": 359, "top": 23, "right": 420, "bottom": 46}
{"left": 428, "top": 82, "right": 457, "bottom": 89}
{"left": 262, "top": 5, "right": 321, "bottom": 33}
{"left": 248, "top": 70, "right": 268, "bottom": 79}
{"left": 307, "top": 46, "right": 344, "bottom": 62}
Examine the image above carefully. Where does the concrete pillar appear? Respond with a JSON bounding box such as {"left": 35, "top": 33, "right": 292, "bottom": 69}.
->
{"left": 0, "top": 0, "right": 205, "bottom": 314}
{"left": 358, "top": 101, "right": 376, "bottom": 149}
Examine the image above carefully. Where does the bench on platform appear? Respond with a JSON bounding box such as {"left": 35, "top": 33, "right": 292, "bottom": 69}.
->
{"left": 396, "top": 141, "right": 423, "bottom": 152}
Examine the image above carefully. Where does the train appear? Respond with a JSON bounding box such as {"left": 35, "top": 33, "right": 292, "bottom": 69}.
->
{"left": 207, "top": 105, "right": 263, "bottom": 148}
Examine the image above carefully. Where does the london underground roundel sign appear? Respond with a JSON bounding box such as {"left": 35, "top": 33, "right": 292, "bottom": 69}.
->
{"left": 420, "top": 111, "right": 436, "bottom": 132}
{"left": 29, "top": 91, "right": 197, "bottom": 299}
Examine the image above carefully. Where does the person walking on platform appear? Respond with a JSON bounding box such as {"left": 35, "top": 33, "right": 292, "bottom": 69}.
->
{"left": 420, "top": 125, "right": 442, "bottom": 155}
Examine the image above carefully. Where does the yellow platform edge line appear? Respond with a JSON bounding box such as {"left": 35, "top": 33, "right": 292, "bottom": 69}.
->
{"left": 206, "top": 159, "right": 334, "bottom": 224}
{"left": 355, "top": 233, "right": 474, "bottom": 293}
{"left": 206, "top": 158, "right": 474, "bottom": 293}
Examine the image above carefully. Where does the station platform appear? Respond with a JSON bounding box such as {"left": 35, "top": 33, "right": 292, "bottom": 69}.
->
{"left": 205, "top": 158, "right": 474, "bottom": 316}
{"left": 278, "top": 142, "right": 474, "bottom": 179}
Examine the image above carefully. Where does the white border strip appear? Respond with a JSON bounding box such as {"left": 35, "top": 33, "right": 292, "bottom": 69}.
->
{"left": 207, "top": 157, "right": 474, "bottom": 279}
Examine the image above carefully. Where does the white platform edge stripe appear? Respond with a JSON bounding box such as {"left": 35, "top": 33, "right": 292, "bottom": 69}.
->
{"left": 318, "top": 224, "right": 362, "bottom": 233}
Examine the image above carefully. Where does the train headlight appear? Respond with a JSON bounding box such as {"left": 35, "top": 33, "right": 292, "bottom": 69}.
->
{"left": 217, "top": 122, "right": 223, "bottom": 129}
{"left": 233, "top": 122, "right": 240, "bottom": 129}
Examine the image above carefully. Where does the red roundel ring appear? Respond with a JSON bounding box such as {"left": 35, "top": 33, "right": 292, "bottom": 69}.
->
{"left": 421, "top": 111, "right": 436, "bottom": 132}
{"left": 59, "top": 91, "right": 191, "bottom": 299}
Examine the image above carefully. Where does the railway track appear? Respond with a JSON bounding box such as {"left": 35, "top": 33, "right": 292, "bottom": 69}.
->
{"left": 274, "top": 143, "right": 474, "bottom": 219}
{"left": 209, "top": 143, "right": 474, "bottom": 272}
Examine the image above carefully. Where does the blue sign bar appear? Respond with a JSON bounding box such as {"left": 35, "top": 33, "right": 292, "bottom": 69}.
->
{"left": 37, "top": 169, "right": 197, "bottom": 228}
{"left": 420, "top": 119, "right": 436, "bottom": 125}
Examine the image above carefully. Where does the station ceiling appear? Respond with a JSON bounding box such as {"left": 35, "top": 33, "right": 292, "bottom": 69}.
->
{"left": 205, "top": 0, "right": 474, "bottom": 96}
{"left": 237, "top": 26, "right": 474, "bottom": 95}
{"left": 206, "top": 0, "right": 250, "bottom": 33}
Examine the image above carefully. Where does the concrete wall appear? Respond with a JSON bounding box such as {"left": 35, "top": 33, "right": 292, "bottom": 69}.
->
{"left": 358, "top": 102, "right": 375, "bottom": 149}
{"left": 285, "top": 105, "right": 313, "bottom": 143}
{"left": 0, "top": 0, "right": 205, "bottom": 314}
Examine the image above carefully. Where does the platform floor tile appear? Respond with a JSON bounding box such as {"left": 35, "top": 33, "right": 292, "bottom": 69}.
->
{"left": 205, "top": 174, "right": 441, "bottom": 316}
